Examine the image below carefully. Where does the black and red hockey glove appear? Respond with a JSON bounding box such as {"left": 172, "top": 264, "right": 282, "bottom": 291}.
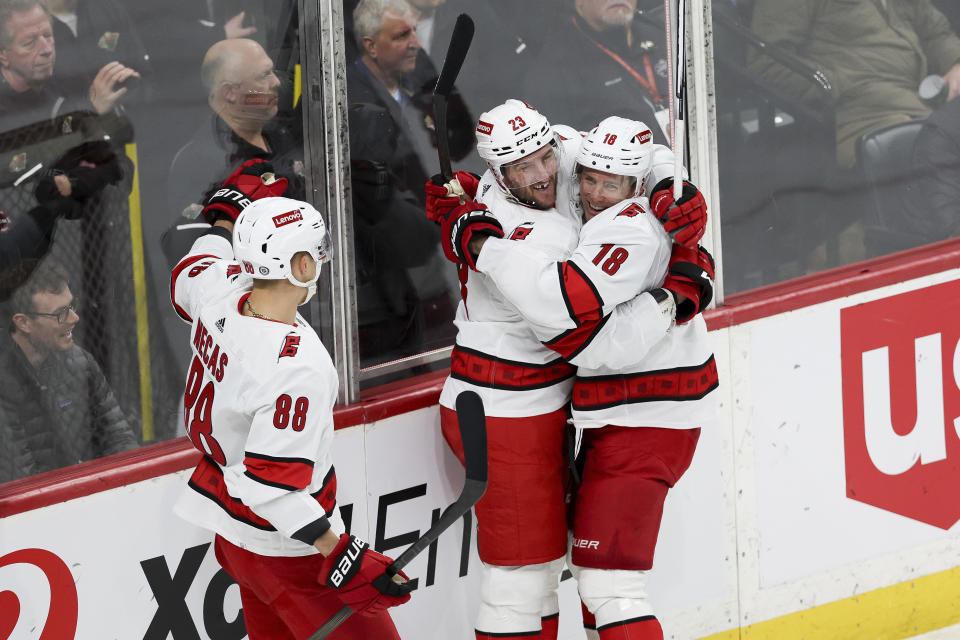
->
{"left": 317, "top": 534, "right": 414, "bottom": 616}
{"left": 439, "top": 201, "right": 503, "bottom": 271}
{"left": 650, "top": 177, "right": 707, "bottom": 248}
{"left": 201, "top": 158, "right": 289, "bottom": 224}
{"left": 662, "top": 244, "right": 715, "bottom": 324}
{"left": 425, "top": 171, "right": 481, "bottom": 222}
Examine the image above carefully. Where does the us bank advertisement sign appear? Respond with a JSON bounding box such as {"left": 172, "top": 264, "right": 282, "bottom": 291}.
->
{"left": 841, "top": 280, "right": 960, "bottom": 529}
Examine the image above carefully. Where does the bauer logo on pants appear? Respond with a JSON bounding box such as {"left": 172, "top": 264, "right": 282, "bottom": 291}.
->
{"left": 840, "top": 279, "right": 960, "bottom": 529}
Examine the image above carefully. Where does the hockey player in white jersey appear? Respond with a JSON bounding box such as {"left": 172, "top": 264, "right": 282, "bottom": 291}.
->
{"left": 442, "top": 117, "right": 717, "bottom": 640}
{"left": 422, "top": 100, "right": 707, "bottom": 639}
{"left": 170, "top": 159, "right": 413, "bottom": 639}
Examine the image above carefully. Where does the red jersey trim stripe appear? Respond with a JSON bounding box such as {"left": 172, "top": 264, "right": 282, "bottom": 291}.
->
{"left": 450, "top": 345, "right": 575, "bottom": 391}
{"left": 543, "top": 314, "right": 610, "bottom": 360}
{"left": 187, "top": 457, "right": 338, "bottom": 532}
{"left": 188, "top": 456, "right": 274, "bottom": 530}
{"left": 545, "top": 262, "right": 607, "bottom": 360}
{"left": 572, "top": 356, "right": 719, "bottom": 411}
{"left": 170, "top": 254, "right": 218, "bottom": 322}
{"left": 310, "top": 465, "right": 337, "bottom": 514}
{"left": 244, "top": 452, "right": 315, "bottom": 491}
{"left": 558, "top": 261, "right": 604, "bottom": 324}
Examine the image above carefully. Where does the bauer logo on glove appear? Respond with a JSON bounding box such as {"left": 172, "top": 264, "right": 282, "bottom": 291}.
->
{"left": 326, "top": 535, "right": 369, "bottom": 588}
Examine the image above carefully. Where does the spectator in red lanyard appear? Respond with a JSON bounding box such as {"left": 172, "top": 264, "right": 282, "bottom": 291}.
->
{"left": 522, "top": 0, "right": 672, "bottom": 144}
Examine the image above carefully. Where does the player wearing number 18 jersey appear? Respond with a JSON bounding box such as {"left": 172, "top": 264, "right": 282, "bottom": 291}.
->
{"left": 170, "top": 161, "right": 412, "bottom": 639}
{"left": 469, "top": 117, "right": 717, "bottom": 640}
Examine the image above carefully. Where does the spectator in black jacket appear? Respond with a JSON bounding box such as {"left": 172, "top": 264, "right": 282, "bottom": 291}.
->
{"left": 0, "top": 0, "right": 140, "bottom": 132}
{"left": 0, "top": 139, "right": 123, "bottom": 300}
{"left": 524, "top": 0, "right": 672, "bottom": 144}
{"left": 0, "top": 259, "right": 138, "bottom": 483}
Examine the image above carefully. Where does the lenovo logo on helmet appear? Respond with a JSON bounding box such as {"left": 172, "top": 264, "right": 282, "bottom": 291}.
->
{"left": 476, "top": 120, "right": 493, "bottom": 135}
{"left": 636, "top": 129, "right": 652, "bottom": 144}
{"left": 272, "top": 210, "right": 303, "bottom": 227}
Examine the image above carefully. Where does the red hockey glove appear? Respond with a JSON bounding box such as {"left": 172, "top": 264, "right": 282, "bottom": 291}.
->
{"left": 425, "top": 171, "right": 481, "bottom": 222}
{"left": 439, "top": 201, "right": 503, "bottom": 271}
{"left": 662, "top": 244, "right": 715, "bottom": 324}
{"left": 317, "top": 534, "right": 414, "bottom": 616}
{"left": 201, "top": 158, "right": 289, "bottom": 224}
{"left": 650, "top": 177, "right": 707, "bottom": 248}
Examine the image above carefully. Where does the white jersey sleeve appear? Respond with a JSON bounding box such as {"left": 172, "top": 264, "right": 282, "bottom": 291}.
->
{"left": 170, "top": 230, "right": 251, "bottom": 324}
{"left": 475, "top": 197, "right": 672, "bottom": 363}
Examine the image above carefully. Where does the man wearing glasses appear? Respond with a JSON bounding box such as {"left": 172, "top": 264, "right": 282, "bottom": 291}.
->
{"left": 0, "top": 259, "right": 138, "bottom": 482}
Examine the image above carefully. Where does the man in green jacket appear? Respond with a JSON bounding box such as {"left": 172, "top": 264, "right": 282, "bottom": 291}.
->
{"left": 748, "top": 0, "right": 960, "bottom": 168}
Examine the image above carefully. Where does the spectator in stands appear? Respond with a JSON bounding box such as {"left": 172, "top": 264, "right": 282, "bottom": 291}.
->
{"left": 748, "top": 0, "right": 960, "bottom": 168}
{"left": 909, "top": 96, "right": 960, "bottom": 242}
{"left": 348, "top": 0, "right": 473, "bottom": 362}
{"left": 0, "top": 140, "right": 122, "bottom": 300}
{"left": 44, "top": 0, "right": 153, "bottom": 104}
{"left": 0, "top": 259, "right": 138, "bottom": 483}
{"left": 348, "top": 0, "right": 473, "bottom": 197}
{"left": 523, "top": 0, "right": 672, "bottom": 143}
{"left": 166, "top": 37, "right": 302, "bottom": 226}
{"left": 0, "top": 0, "right": 140, "bottom": 132}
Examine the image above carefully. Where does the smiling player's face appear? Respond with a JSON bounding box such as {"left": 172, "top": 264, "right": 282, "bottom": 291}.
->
{"left": 502, "top": 145, "right": 559, "bottom": 210}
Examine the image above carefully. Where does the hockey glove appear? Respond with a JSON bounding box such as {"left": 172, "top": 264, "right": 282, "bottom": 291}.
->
{"left": 650, "top": 177, "right": 707, "bottom": 248}
{"left": 662, "top": 244, "right": 715, "bottom": 324}
{"left": 425, "top": 171, "right": 480, "bottom": 222}
{"left": 201, "top": 158, "right": 288, "bottom": 224}
{"left": 34, "top": 142, "right": 123, "bottom": 219}
{"left": 440, "top": 201, "right": 503, "bottom": 271}
{"left": 317, "top": 534, "right": 414, "bottom": 616}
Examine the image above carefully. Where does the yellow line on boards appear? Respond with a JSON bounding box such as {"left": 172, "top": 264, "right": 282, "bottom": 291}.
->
{"left": 697, "top": 565, "right": 960, "bottom": 640}
{"left": 125, "top": 142, "right": 154, "bottom": 442}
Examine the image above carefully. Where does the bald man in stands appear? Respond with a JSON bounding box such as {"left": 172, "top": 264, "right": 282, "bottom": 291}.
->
{"left": 167, "top": 38, "right": 301, "bottom": 222}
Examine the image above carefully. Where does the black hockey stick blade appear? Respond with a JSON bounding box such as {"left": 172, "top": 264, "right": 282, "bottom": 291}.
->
{"left": 433, "top": 14, "right": 474, "bottom": 180}
{"left": 308, "top": 391, "right": 487, "bottom": 640}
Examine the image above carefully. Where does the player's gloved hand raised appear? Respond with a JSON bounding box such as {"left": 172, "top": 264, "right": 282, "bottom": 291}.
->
{"left": 317, "top": 534, "right": 414, "bottom": 615}
{"left": 440, "top": 201, "right": 503, "bottom": 271}
{"left": 202, "top": 158, "right": 289, "bottom": 224}
{"left": 425, "top": 171, "right": 480, "bottom": 222}
{"left": 662, "top": 244, "right": 715, "bottom": 324}
{"left": 650, "top": 177, "right": 707, "bottom": 248}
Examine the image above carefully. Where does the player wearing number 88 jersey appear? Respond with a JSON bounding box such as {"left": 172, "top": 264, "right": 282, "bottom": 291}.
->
{"left": 171, "top": 189, "right": 410, "bottom": 638}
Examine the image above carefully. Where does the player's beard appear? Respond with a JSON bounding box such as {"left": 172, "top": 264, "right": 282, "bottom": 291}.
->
{"left": 509, "top": 173, "right": 558, "bottom": 210}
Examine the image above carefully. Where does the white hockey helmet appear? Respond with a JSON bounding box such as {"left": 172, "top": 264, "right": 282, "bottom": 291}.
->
{"left": 576, "top": 116, "right": 655, "bottom": 197}
{"left": 232, "top": 197, "right": 332, "bottom": 292}
{"left": 475, "top": 98, "right": 561, "bottom": 195}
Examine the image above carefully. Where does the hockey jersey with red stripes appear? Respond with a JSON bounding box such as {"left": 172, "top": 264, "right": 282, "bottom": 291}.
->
{"left": 439, "top": 126, "right": 583, "bottom": 417}
{"left": 170, "top": 233, "right": 342, "bottom": 557}
{"left": 475, "top": 196, "right": 718, "bottom": 429}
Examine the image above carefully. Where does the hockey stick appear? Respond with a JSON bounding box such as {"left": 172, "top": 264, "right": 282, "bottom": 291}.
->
{"left": 672, "top": 0, "right": 687, "bottom": 199}
{"left": 433, "top": 14, "right": 475, "bottom": 185}
{"left": 308, "top": 391, "right": 488, "bottom": 639}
